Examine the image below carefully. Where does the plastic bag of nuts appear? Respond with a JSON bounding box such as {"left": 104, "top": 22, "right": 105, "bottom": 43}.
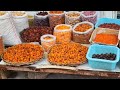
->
{"left": 41, "top": 34, "right": 56, "bottom": 53}
{"left": 81, "top": 11, "right": 98, "bottom": 25}
{"left": 72, "top": 21, "right": 94, "bottom": 44}
{"left": 54, "top": 24, "right": 72, "bottom": 44}
{"left": 65, "top": 11, "right": 81, "bottom": 27}
{"left": 34, "top": 11, "right": 49, "bottom": 26}
{"left": 48, "top": 11, "right": 65, "bottom": 29}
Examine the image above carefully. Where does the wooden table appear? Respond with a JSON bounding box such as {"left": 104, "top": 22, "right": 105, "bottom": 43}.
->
{"left": 0, "top": 65, "right": 120, "bottom": 79}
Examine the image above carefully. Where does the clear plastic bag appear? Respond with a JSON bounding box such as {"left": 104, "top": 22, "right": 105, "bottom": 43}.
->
{"left": 48, "top": 11, "right": 65, "bottom": 29}
{"left": 41, "top": 34, "right": 56, "bottom": 53}
{"left": 34, "top": 11, "right": 49, "bottom": 26}
{"left": 54, "top": 24, "right": 72, "bottom": 44}
{"left": 65, "top": 11, "right": 81, "bottom": 26}
{"left": 81, "top": 11, "right": 98, "bottom": 25}
{"left": 72, "top": 21, "right": 94, "bottom": 44}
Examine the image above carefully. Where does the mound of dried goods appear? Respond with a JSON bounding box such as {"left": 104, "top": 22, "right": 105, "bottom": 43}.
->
{"left": 92, "top": 53, "right": 116, "bottom": 60}
{"left": 82, "top": 11, "right": 96, "bottom": 16}
{"left": 49, "top": 11, "right": 64, "bottom": 14}
{"left": 41, "top": 34, "right": 56, "bottom": 52}
{"left": 98, "top": 23, "right": 120, "bottom": 30}
{"left": 0, "top": 11, "right": 6, "bottom": 16}
{"left": 49, "top": 11, "right": 65, "bottom": 28}
{"left": 3, "top": 43, "right": 44, "bottom": 65}
{"left": 93, "top": 33, "right": 118, "bottom": 45}
{"left": 54, "top": 24, "right": 72, "bottom": 44}
{"left": 20, "top": 26, "right": 53, "bottom": 43}
{"left": 37, "top": 11, "right": 48, "bottom": 16}
{"left": 12, "top": 11, "right": 25, "bottom": 16}
{"left": 48, "top": 42, "right": 88, "bottom": 66}
{"left": 74, "top": 23, "right": 92, "bottom": 32}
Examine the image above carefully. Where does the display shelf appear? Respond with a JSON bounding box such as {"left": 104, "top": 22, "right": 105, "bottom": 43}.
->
{"left": 0, "top": 59, "right": 120, "bottom": 78}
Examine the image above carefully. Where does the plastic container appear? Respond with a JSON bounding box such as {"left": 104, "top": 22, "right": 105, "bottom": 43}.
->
{"left": 54, "top": 24, "right": 72, "bottom": 44}
{"left": 34, "top": 11, "right": 49, "bottom": 26}
{"left": 81, "top": 11, "right": 98, "bottom": 25}
{"left": 65, "top": 11, "right": 81, "bottom": 26}
{"left": 95, "top": 18, "right": 120, "bottom": 28}
{"left": 72, "top": 21, "right": 94, "bottom": 44}
{"left": 86, "top": 44, "right": 120, "bottom": 70}
{"left": 48, "top": 11, "right": 65, "bottom": 29}
{"left": 41, "top": 34, "right": 56, "bottom": 52}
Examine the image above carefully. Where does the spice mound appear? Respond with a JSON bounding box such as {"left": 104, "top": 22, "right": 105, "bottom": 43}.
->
{"left": 48, "top": 42, "right": 88, "bottom": 66}
{"left": 98, "top": 23, "right": 120, "bottom": 30}
{"left": 94, "top": 34, "right": 118, "bottom": 45}
{"left": 3, "top": 43, "right": 44, "bottom": 66}
{"left": 74, "top": 23, "right": 92, "bottom": 32}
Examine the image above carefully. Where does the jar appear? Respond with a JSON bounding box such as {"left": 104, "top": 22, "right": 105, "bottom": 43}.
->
{"left": 65, "top": 11, "right": 81, "bottom": 27}
{"left": 81, "top": 11, "right": 98, "bottom": 25}
{"left": 73, "top": 21, "right": 94, "bottom": 44}
{"left": 41, "top": 34, "right": 56, "bottom": 52}
{"left": 54, "top": 24, "right": 72, "bottom": 44}
{"left": 34, "top": 11, "right": 49, "bottom": 26}
{"left": 0, "top": 35, "right": 4, "bottom": 58}
{"left": 48, "top": 11, "right": 65, "bottom": 29}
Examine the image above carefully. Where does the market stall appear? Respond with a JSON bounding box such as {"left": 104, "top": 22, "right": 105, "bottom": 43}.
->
{"left": 0, "top": 11, "right": 120, "bottom": 79}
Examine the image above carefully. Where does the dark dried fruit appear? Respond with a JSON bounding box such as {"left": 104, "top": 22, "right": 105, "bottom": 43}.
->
{"left": 92, "top": 53, "right": 116, "bottom": 60}
{"left": 20, "top": 26, "right": 53, "bottom": 43}
{"left": 99, "top": 23, "right": 120, "bottom": 30}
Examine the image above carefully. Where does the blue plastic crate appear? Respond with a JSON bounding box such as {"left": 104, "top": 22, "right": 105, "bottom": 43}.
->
{"left": 95, "top": 18, "right": 120, "bottom": 28}
{"left": 86, "top": 44, "right": 120, "bottom": 70}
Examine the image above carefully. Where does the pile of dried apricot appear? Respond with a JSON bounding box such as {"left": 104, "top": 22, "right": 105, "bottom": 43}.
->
{"left": 48, "top": 42, "right": 88, "bottom": 66}
{"left": 3, "top": 43, "right": 44, "bottom": 65}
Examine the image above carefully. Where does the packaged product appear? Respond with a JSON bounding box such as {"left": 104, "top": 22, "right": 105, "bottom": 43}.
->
{"left": 0, "top": 11, "right": 22, "bottom": 45}
{"left": 48, "top": 11, "right": 65, "bottom": 29}
{"left": 81, "top": 11, "right": 98, "bottom": 24}
{"left": 11, "top": 11, "right": 29, "bottom": 33}
{"left": 54, "top": 24, "right": 72, "bottom": 44}
{"left": 65, "top": 11, "right": 81, "bottom": 26}
{"left": 72, "top": 21, "right": 94, "bottom": 44}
